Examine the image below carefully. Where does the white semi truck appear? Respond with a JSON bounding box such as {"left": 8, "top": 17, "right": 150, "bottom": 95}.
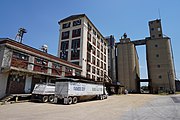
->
{"left": 31, "top": 83, "right": 55, "bottom": 103}
{"left": 53, "top": 77, "right": 108, "bottom": 105}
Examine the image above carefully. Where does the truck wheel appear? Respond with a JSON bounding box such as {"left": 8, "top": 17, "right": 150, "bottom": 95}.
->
{"left": 49, "top": 95, "right": 54, "bottom": 103}
{"left": 68, "top": 97, "right": 73, "bottom": 105}
{"left": 72, "top": 97, "right": 78, "bottom": 104}
{"left": 42, "top": 96, "right": 48, "bottom": 103}
{"left": 99, "top": 95, "right": 103, "bottom": 100}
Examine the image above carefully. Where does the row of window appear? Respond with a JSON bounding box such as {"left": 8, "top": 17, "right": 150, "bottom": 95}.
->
{"left": 61, "top": 39, "right": 80, "bottom": 50}
{"left": 60, "top": 50, "right": 80, "bottom": 61}
{"left": 87, "top": 64, "right": 106, "bottom": 76}
{"left": 87, "top": 42, "right": 106, "bottom": 55}
{"left": 62, "top": 19, "right": 81, "bottom": 29}
{"left": 61, "top": 28, "right": 81, "bottom": 40}
{"left": 87, "top": 32, "right": 107, "bottom": 46}
{"left": 87, "top": 52, "right": 107, "bottom": 64}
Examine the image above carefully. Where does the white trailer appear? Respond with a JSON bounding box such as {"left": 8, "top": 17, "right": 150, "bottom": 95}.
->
{"left": 53, "top": 77, "right": 108, "bottom": 105}
{"left": 31, "top": 83, "right": 55, "bottom": 103}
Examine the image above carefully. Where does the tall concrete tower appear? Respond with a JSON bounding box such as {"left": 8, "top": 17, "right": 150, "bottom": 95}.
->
{"left": 147, "top": 19, "right": 176, "bottom": 93}
{"left": 116, "top": 34, "right": 140, "bottom": 92}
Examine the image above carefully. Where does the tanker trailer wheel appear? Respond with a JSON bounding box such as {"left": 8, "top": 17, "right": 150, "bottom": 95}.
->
{"left": 49, "top": 95, "right": 54, "bottom": 103}
{"left": 42, "top": 96, "right": 48, "bottom": 103}
{"left": 72, "top": 97, "right": 78, "bottom": 104}
{"left": 68, "top": 97, "right": 73, "bottom": 105}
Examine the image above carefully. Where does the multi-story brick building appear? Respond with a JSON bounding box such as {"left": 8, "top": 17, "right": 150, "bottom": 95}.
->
{"left": 58, "top": 14, "right": 108, "bottom": 82}
{"left": 0, "top": 38, "right": 82, "bottom": 99}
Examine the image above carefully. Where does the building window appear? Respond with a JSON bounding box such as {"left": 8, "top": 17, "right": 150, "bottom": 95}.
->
{"left": 157, "top": 65, "right": 161, "bottom": 68}
{"left": 73, "top": 19, "right": 81, "bottom": 26}
{"left": 35, "top": 58, "right": 47, "bottom": 65}
{"left": 87, "top": 74, "right": 90, "bottom": 79}
{"left": 97, "top": 69, "right": 100, "bottom": 75}
{"left": 97, "top": 50, "right": 100, "bottom": 58}
{"left": 62, "top": 22, "right": 71, "bottom": 29}
{"left": 101, "top": 38, "right": 103, "bottom": 43}
{"left": 92, "top": 46, "right": 96, "bottom": 55}
{"left": 101, "top": 70, "right": 103, "bottom": 76}
{"left": 158, "top": 27, "right": 161, "bottom": 31}
{"left": 53, "top": 62, "right": 61, "bottom": 69}
{"left": 97, "top": 41, "right": 100, "bottom": 49}
{"left": 92, "top": 66, "right": 95, "bottom": 74}
{"left": 71, "top": 39, "right": 80, "bottom": 49}
{"left": 104, "top": 55, "right": 106, "bottom": 62}
{"left": 87, "top": 64, "right": 91, "bottom": 72}
{"left": 87, "top": 42, "right": 92, "bottom": 52}
{"left": 159, "top": 34, "right": 162, "bottom": 37}
{"left": 60, "top": 51, "right": 68, "bottom": 60}
{"left": 97, "top": 59, "right": 100, "bottom": 67}
{"left": 93, "top": 29, "right": 96, "bottom": 36}
{"left": 61, "top": 31, "right": 70, "bottom": 40}
{"left": 93, "top": 37, "right": 96, "bottom": 45}
{"left": 72, "top": 28, "right": 81, "bottom": 38}
{"left": 104, "top": 42, "right": 106, "bottom": 47}
{"left": 151, "top": 28, "right": 154, "bottom": 31}
{"left": 88, "top": 23, "right": 92, "bottom": 31}
{"left": 87, "top": 32, "right": 91, "bottom": 41}
{"left": 101, "top": 45, "right": 103, "bottom": 52}
{"left": 92, "top": 75, "right": 95, "bottom": 80}
{"left": 101, "top": 53, "right": 103, "bottom": 60}
{"left": 61, "top": 41, "right": 69, "bottom": 50}
{"left": 101, "top": 61, "right": 103, "bottom": 69}
{"left": 104, "top": 48, "right": 106, "bottom": 54}
{"left": 13, "top": 51, "right": 29, "bottom": 61}
{"left": 152, "top": 35, "right": 155, "bottom": 38}
{"left": 104, "top": 63, "right": 106, "bottom": 70}
{"left": 97, "top": 34, "right": 100, "bottom": 39}
{"left": 71, "top": 50, "right": 80, "bottom": 60}
{"left": 87, "top": 52, "right": 91, "bottom": 62}
{"left": 92, "top": 56, "right": 96, "bottom": 65}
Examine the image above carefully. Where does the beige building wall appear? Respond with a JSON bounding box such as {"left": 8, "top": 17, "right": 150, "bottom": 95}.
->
{"left": 146, "top": 38, "right": 175, "bottom": 93}
{"left": 117, "top": 38, "right": 140, "bottom": 92}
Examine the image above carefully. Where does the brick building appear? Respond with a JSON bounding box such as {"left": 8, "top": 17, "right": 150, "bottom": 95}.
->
{"left": 0, "top": 38, "right": 82, "bottom": 99}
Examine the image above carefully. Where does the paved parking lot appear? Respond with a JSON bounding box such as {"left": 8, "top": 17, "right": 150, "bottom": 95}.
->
{"left": 0, "top": 94, "right": 180, "bottom": 120}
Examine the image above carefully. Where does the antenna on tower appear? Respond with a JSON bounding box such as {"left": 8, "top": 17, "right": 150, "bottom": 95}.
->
{"left": 15, "top": 28, "right": 27, "bottom": 43}
{"left": 158, "top": 8, "right": 161, "bottom": 19}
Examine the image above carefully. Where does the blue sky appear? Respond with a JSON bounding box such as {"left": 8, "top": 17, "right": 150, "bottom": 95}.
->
{"left": 1, "top": 0, "right": 180, "bottom": 79}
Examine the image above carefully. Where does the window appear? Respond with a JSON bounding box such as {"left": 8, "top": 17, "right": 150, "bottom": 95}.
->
{"left": 61, "top": 31, "right": 70, "bottom": 39}
{"left": 97, "top": 41, "right": 100, "bottom": 49}
{"left": 92, "top": 56, "right": 96, "bottom": 65}
{"left": 158, "top": 27, "right": 161, "bottom": 31}
{"left": 60, "top": 51, "right": 68, "bottom": 60}
{"left": 92, "top": 46, "right": 96, "bottom": 55}
{"left": 101, "top": 38, "right": 103, "bottom": 43}
{"left": 92, "top": 66, "right": 95, "bottom": 74}
{"left": 71, "top": 39, "right": 80, "bottom": 49}
{"left": 104, "top": 48, "right": 106, "bottom": 54}
{"left": 155, "top": 44, "right": 158, "bottom": 47}
{"left": 87, "top": 42, "right": 92, "bottom": 51}
{"left": 53, "top": 62, "right": 61, "bottom": 69}
{"left": 35, "top": 58, "right": 47, "bottom": 65}
{"left": 152, "top": 35, "right": 155, "bottom": 38}
{"left": 62, "top": 22, "right": 71, "bottom": 29}
{"left": 101, "top": 70, "right": 103, "bottom": 76}
{"left": 93, "top": 29, "right": 96, "bottom": 36}
{"left": 151, "top": 28, "right": 154, "bottom": 31}
{"left": 87, "top": 64, "right": 91, "bottom": 72}
{"left": 93, "top": 37, "right": 96, "bottom": 45}
{"left": 61, "top": 41, "right": 69, "bottom": 50}
{"left": 97, "top": 50, "right": 100, "bottom": 58}
{"left": 97, "top": 69, "right": 100, "bottom": 75}
{"left": 157, "top": 65, "right": 161, "bottom": 68}
{"left": 101, "top": 45, "right": 103, "bottom": 52}
{"left": 13, "top": 51, "right": 29, "bottom": 61}
{"left": 73, "top": 19, "right": 81, "bottom": 26}
{"left": 97, "top": 59, "right": 100, "bottom": 67}
{"left": 87, "top": 74, "right": 90, "bottom": 78}
{"left": 72, "top": 28, "right": 81, "bottom": 38}
{"left": 97, "top": 34, "right": 100, "bottom": 39}
{"left": 88, "top": 23, "right": 92, "bottom": 30}
{"left": 104, "top": 42, "right": 106, "bottom": 47}
{"left": 71, "top": 50, "right": 80, "bottom": 60}
{"left": 104, "top": 55, "right": 106, "bottom": 62}
{"left": 87, "top": 52, "right": 91, "bottom": 62}
{"left": 92, "top": 75, "right": 95, "bottom": 80}
{"left": 87, "top": 32, "right": 91, "bottom": 41}
{"left": 159, "top": 34, "right": 162, "bottom": 37}
{"left": 101, "top": 61, "right": 103, "bottom": 68}
{"left": 101, "top": 53, "right": 103, "bottom": 60}
{"left": 104, "top": 63, "right": 106, "bottom": 70}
